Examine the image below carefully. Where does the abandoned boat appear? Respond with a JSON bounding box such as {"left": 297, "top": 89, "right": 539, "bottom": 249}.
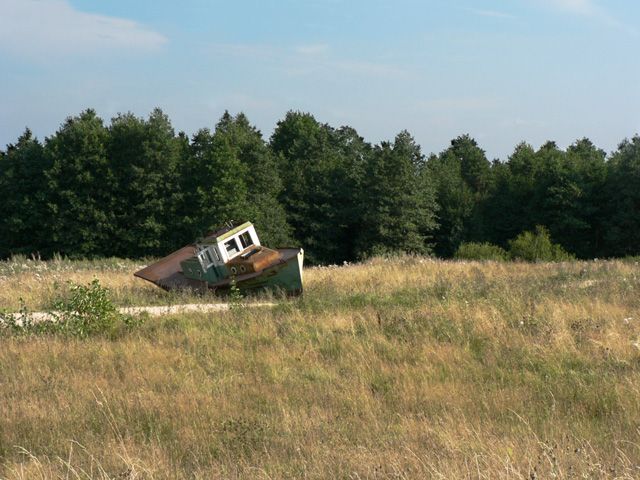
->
{"left": 134, "top": 222, "right": 304, "bottom": 296}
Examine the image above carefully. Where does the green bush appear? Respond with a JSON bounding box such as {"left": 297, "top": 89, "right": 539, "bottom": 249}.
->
{"left": 509, "top": 226, "right": 574, "bottom": 262}
{"left": 0, "top": 279, "right": 141, "bottom": 338}
{"left": 51, "top": 279, "right": 134, "bottom": 337}
{"left": 454, "top": 242, "right": 508, "bottom": 261}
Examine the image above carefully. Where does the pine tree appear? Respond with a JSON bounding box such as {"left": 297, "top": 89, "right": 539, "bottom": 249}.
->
{"left": 270, "top": 111, "right": 356, "bottom": 264}
{"left": 180, "top": 127, "right": 249, "bottom": 238}
{"left": 107, "top": 109, "right": 182, "bottom": 257}
{"left": 0, "top": 129, "right": 50, "bottom": 257}
{"left": 427, "top": 142, "right": 475, "bottom": 257}
{"left": 357, "top": 131, "right": 437, "bottom": 257}
{"left": 603, "top": 136, "right": 640, "bottom": 257}
{"left": 213, "top": 112, "right": 291, "bottom": 246}
{"left": 45, "top": 110, "right": 114, "bottom": 257}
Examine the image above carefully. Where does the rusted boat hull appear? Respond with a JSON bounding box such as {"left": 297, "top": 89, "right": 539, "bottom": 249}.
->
{"left": 135, "top": 247, "right": 304, "bottom": 296}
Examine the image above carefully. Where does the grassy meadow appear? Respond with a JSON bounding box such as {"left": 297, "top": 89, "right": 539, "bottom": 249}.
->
{"left": 1, "top": 256, "right": 640, "bottom": 478}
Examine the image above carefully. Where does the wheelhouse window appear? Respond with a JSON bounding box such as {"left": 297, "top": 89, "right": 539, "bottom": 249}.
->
{"left": 197, "top": 246, "right": 219, "bottom": 270}
{"left": 224, "top": 238, "right": 240, "bottom": 257}
{"left": 239, "top": 231, "right": 253, "bottom": 250}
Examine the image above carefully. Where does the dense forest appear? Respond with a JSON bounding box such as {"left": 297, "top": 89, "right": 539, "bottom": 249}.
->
{"left": 0, "top": 108, "right": 638, "bottom": 264}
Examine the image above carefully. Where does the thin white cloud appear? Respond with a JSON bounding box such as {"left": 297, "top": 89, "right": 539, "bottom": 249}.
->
{"left": 468, "top": 8, "right": 516, "bottom": 19}
{"left": 209, "top": 43, "right": 277, "bottom": 59}
{"left": 294, "top": 44, "right": 330, "bottom": 56}
{"left": 209, "top": 93, "right": 276, "bottom": 112}
{"left": 207, "top": 42, "right": 407, "bottom": 79}
{"left": 0, "top": 0, "right": 167, "bottom": 59}
{"left": 414, "top": 97, "right": 501, "bottom": 112}
{"left": 539, "top": 0, "right": 637, "bottom": 34}
{"left": 546, "top": 0, "right": 597, "bottom": 15}
{"left": 330, "top": 59, "right": 406, "bottom": 78}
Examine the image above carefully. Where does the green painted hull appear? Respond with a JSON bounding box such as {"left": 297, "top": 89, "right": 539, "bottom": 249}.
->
{"left": 216, "top": 248, "right": 304, "bottom": 296}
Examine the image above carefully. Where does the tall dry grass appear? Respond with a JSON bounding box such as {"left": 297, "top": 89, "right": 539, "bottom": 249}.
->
{"left": 0, "top": 256, "right": 215, "bottom": 312}
{"left": 1, "top": 256, "right": 640, "bottom": 478}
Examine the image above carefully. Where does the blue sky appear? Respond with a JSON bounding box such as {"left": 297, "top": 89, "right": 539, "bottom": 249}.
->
{"left": 1, "top": 0, "right": 638, "bottom": 159}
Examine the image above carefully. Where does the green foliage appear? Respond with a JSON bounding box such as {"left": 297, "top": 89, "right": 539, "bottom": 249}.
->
{"left": 509, "top": 226, "right": 574, "bottom": 262}
{"left": 451, "top": 134, "right": 492, "bottom": 194}
{"left": 228, "top": 276, "right": 244, "bottom": 310}
{"left": 454, "top": 242, "right": 508, "bottom": 261}
{"left": 180, "top": 126, "right": 249, "bottom": 238}
{"left": 603, "top": 136, "right": 640, "bottom": 257}
{"left": 427, "top": 135, "right": 488, "bottom": 257}
{"left": 482, "top": 142, "right": 537, "bottom": 247}
{"left": 0, "top": 299, "right": 32, "bottom": 336}
{"left": 357, "top": 131, "right": 438, "bottom": 258}
{"left": 44, "top": 109, "right": 114, "bottom": 257}
{"left": 0, "top": 107, "right": 639, "bottom": 262}
{"left": 0, "top": 129, "right": 50, "bottom": 257}
{"left": 51, "top": 279, "right": 136, "bottom": 337}
{"left": 531, "top": 141, "right": 605, "bottom": 258}
{"left": 214, "top": 112, "right": 292, "bottom": 247}
{"left": 482, "top": 140, "right": 608, "bottom": 259}
{"left": 271, "top": 111, "right": 359, "bottom": 264}
{"left": 0, "top": 279, "right": 140, "bottom": 338}
{"left": 561, "top": 139, "right": 607, "bottom": 257}
{"left": 107, "top": 109, "right": 184, "bottom": 256}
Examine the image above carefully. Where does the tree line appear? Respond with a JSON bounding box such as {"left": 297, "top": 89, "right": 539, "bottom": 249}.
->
{"left": 0, "top": 108, "right": 638, "bottom": 264}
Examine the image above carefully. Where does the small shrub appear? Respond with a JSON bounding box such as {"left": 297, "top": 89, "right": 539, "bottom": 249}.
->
{"left": 454, "top": 242, "right": 508, "bottom": 261}
{"left": 0, "top": 299, "right": 32, "bottom": 336}
{"left": 51, "top": 279, "right": 123, "bottom": 337}
{"left": 228, "top": 276, "right": 245, "bottom": 310}
{"left": 622, "top": 256, "right": 640, "bottom": 263}
{"left": 509, "top": 226, "right": 574, "bottom": 262}
{"left": 0, "top": 279, "right": 141, "bottom": 338}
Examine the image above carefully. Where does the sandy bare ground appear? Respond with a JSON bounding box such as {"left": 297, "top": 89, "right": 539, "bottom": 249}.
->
{"left": 2, "top": 302, "right": 277, "bottom": 325}
{"left": 119, "top": 302, "right": 277, "bottom": 316}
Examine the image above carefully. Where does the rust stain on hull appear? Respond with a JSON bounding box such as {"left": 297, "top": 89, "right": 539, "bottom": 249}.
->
{"left": 134, "top": 245, "right": 201, "bottom": 291}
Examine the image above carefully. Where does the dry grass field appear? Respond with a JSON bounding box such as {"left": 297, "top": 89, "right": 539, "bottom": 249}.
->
{"left": 1, "top": 256, "right": 640, "bottom": 479}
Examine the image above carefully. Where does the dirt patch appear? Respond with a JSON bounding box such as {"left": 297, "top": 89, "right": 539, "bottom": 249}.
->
{"left": 3, "top": 302, "right": 277, "bottom": 324}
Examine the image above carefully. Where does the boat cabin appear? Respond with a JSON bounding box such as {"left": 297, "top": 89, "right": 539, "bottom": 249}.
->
{"left": 198, "top": 222, "right": 261, "bottom": 266}
{"left": 180, "top": 222, "right": 279, "bottom": 283}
